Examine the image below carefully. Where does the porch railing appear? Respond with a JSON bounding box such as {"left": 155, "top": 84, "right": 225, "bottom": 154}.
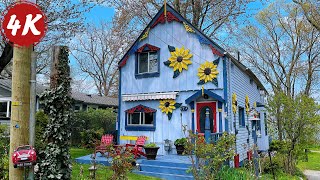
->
{"left": 210, "top": 132, "right": 223, "bottom": 144}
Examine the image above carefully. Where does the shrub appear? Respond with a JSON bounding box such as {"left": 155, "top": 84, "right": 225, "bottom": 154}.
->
{"left": 174, "top": 138, "right": 187, "bottom": 146}
{"left": 260, "top": 153, "right": 284, "bottom": 174}
{"left": 72, "top": 108, "right": 116, "bottom": 147}
{"left": 0, "top": 155, "right": 9, "bottom": 180}
{"left": 109, "top": 147, "right": 134, "bottom": 180}
{"left": 184, "top": 130, "right": 236, "bottom": 180}
{"left": 80, "top": 128, "right": 104, "bottom": 148}
{"left": 0, "top": 125, "right": 9, "bottom": 179}
{"left": 35, "top": 111, "right": 49, "bottom": 151}
{"left": 144, "top": 143, "right": 158, "bottom": 148}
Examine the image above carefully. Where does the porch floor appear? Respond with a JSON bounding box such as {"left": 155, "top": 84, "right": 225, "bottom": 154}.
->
{"left": 74, "top": 153, "right": 192, "bottom": 166}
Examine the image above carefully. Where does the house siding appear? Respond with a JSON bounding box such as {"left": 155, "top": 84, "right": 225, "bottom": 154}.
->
{"left": 228, "top": 59, "right": 269, "bottom": 163}
{"left": 121, "top": 21, "right": 224, "bottom": 96}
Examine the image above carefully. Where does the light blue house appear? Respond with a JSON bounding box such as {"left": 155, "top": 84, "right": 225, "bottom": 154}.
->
{"left": 117, "top": 4, "right": 269, "bottom": 166}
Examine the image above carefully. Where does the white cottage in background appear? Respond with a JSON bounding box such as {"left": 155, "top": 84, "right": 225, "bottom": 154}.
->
{"left": 117, "top": 4, "right": 269, "bottom": 166}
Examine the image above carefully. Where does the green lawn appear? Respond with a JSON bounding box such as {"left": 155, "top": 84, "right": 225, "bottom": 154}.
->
{"left": 70, "top": 148, "right": 160, "bottom": 180}
{"left": 70, "top": 148, "right": 93, "bottom": 159}
{"left": 297, "top": 151, "right": 320, "bottom": 171}
{"left": 261, "top": 173, "right": 303, "bottom": 180}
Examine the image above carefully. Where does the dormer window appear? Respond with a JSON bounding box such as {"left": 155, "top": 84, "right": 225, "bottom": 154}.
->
{"left": 135, "top": 44, "right": 160, "bottom": 78}
{"left": 138, "top": 52, "right": 158, "bottom": 74}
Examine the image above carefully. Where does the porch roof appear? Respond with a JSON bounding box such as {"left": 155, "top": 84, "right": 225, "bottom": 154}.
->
{"left": 185, "top": 89, "right": 225, "bottom": 104}
{"left": 122, "top": 92, "right": 178, "bottom": 101}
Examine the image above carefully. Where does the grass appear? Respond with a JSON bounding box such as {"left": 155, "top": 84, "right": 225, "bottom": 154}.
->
{"left": 72, "top": 163, "right": 160, "bottom": 180}
{"left": 297, "top": 151, "right": 320, "bottom": 171}
{"left": 261, "top": 173, "right": 303, "bottom": 180}
{"left": 70, "top": 148, "right": 93, "bottom": 159}
{"left": 70, "top": 148, "right": 160, "bottom": 180}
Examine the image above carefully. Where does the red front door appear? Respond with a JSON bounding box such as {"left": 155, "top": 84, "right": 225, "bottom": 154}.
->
{"left": 196, "top": 102, "right": 217, "bottom": 133}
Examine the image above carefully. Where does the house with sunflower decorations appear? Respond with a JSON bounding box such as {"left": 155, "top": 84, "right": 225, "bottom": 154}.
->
{"left": 117, "top": 4, "right": 269, "bottom": 167}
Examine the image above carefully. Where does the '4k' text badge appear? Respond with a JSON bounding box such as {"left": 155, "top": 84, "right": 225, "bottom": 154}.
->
{"left": 0, "top": 2, "right": 47, "bottom": 47}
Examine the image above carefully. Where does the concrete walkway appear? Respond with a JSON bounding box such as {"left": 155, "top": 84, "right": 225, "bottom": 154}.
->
{"left": 304, "top": 150, "right": 320, "bottom": 180}
{"left": 304, "top": 170, "right": 320, "bottom": 180}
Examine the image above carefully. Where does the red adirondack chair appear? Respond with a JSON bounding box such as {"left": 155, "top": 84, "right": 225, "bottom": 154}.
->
{"left": 125, "top": 136, "right": 147, "bottom": 159}
{"left": 95, "top": 134, "right": 113, "bottom": 157}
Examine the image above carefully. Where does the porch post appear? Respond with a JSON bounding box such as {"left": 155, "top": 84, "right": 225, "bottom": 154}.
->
{"left": 6, "top": 101, "right": 10, "bottom": 117}
{"left": 189, "top": 102, "right": 195, "bottom": 133}
{"left": 218, "top": 102, "right": 222, "bottom": 132}
{"left": 205, "top": 108, "right": 210, "bottom": 143}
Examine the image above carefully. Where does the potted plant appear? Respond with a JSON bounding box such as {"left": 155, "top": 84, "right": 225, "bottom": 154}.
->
{"left": 174, "top": 138, "right": 187, "bottom": 155}
{"left": 144, "top": 143, "right": 160, "bottom": 160}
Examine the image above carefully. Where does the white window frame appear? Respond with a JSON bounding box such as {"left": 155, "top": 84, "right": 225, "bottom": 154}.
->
{"left": 127, "top": 112, "right": 154, "bottom": 126}
{"left": 138, "top": 51, "right": 158, "bottom": 74}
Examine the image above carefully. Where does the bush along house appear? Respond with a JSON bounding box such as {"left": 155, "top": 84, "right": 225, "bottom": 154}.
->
{"left": 117, "top": 4, "right": 269, "bottom": 167}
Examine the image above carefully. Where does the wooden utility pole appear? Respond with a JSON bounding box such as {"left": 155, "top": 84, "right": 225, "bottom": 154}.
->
{"left": 9, "top": 45, "right": 32, "bottom": 179}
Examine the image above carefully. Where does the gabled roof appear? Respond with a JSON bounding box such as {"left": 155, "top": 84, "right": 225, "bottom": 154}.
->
{"left": 118, "top": 3, "right": 267, "bottom": 92}
{"left": 0, "top": 79, "right": 118, "bottom": 107}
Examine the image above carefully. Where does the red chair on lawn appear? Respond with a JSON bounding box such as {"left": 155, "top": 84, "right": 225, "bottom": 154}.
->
{"left": 95, "top": 134, "right": 113, "bottom": 157}
{"left": 125, "top": 136, "right": 147, "bottom": 159}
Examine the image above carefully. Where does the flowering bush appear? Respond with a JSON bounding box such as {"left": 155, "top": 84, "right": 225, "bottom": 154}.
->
{"left": 184, "top": 130, "right": 236, "bottom": 180}
{"left": 108, "top": 146, "right": 135, "bottom": 180}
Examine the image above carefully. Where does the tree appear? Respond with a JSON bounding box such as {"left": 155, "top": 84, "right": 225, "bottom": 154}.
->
{"left": 267, "top": 93, "right": 320, "bottom": 174}
{"left": 240, "top": 2, "right": 320, "bottom": 97}
{"left": 108, "top": 0, "right": 255, "bottom": 40}
{"left": 0, "top": 0, "right": 105, "bottom": 77}
{"left": 71, "top": 20, "right": 135, "bottom": 96}
{"left": 239, "top": 2, "right": 320, "bottom": 140}
{"left": 293, "top": 0, "right": 320, "bottom": 31}
{"left": 36, "top": 46, "right": 73, "bottom": 179}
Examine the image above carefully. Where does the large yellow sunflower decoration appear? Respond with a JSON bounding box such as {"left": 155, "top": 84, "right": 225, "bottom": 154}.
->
{"left": 232, "top": 93, "right": 237, "bottom": 114}
{"left": 245, "top": 95, "right": 250, "bottom": 115}
{"left": 164, "top": 45, "right": 193, "bottom": 78}
{"left": 197, "top": 59, "right": 219, "bottom": 85}
{"left": 159, "top": 99, "right": 182, "bottom": 120}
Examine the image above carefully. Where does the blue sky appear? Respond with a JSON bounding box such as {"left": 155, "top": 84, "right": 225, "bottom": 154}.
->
{"left": 84, "top": 5, "right": 115, "bottom": 24}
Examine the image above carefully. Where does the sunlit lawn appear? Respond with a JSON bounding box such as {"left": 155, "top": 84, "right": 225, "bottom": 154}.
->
{"left": 70, "top": 148, "right": 160, "bottom": 180}
{"left": 297, "top": 151, "right": 320, "bottom": 171}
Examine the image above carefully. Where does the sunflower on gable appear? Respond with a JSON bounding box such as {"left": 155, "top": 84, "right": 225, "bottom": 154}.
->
{"left": 164, "top": 45, "right": 193, "bottom": 78}
{"left": 197, "top": 60, "right": 219, "bottom": 86}
{"left": 159, "top": 99, "right": 182, "bottom": 120}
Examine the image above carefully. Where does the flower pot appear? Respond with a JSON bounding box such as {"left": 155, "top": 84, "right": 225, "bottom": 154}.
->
{"left": 175, "top": 145, "right": 185, "bottom": 155}
{"left": 144, "top": 147, "right": 160, "bottom": 160}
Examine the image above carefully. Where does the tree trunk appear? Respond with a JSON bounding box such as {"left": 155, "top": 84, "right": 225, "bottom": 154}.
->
{"left": 9, "top": 46, "right": 32, "bottom": 180}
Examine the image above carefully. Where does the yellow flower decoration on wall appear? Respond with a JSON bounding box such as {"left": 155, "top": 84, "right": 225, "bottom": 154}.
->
{"left": 164, "top": 45, "right": 193, "bottom": 78}
{"left": 245, "top": 95, "right": 250, "bottom": 115}
{"left": 159, "top": 99, "right": 182, "bottom": 120}
{"left": 197, "top": 60, "right": 219, "bottom": 86}
{"left": 232, "top": 93, "right": 237, "bottom": 114}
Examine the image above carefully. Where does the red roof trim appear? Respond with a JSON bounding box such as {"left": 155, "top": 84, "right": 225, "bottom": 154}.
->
{"left": 151, "top": 11, "right": 181, "bottom": 28}
{"left": 209, "top": 45, "right": 224, "bottom": 57}
{"left": 137, "top": 44, "right": 160, "bottom": 53}
{"left": 125, "top": 104, "right": 157, "bottom": 114}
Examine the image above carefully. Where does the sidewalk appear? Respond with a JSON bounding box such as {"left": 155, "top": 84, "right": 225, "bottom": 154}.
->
{"left": 304, "top": 170, "right": 320, "bottom": 180}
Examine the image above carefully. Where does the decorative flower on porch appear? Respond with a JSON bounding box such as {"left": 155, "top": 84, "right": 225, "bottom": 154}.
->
{"left": 159, "top": 99, "right": 182, "bottom": 120}
{"left": 232, "top": 93, "right": 237, "bottom": 114}
{"left": 197, "top": 61, "right": 219, "bottom": 85}
{"left": 245, "top": 95, "right": 250, "bottom": 115}
{"left": 164, "top": 45, "right": 193, "bottom": 78}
